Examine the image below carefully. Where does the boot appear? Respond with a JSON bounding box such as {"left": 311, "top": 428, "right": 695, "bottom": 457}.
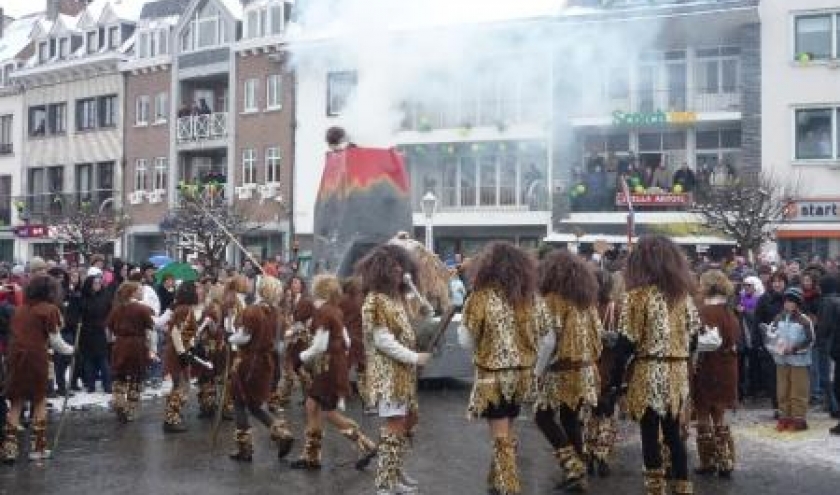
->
{"left": 229, "top": 428, "right": 253, "bottom": 462}
{"left": 661, "top": 441, "right": 673, "bottom": 479}
{"left": 126, "top": 380, "right": 142, "bottom": 421}
{"left": 197, "top": 381, "right": 217, "bottom": 418}
{"left": 488, "top": 436, "right": 520, "bottom": 495}
{"left": 277, "top": 373, "right": 293, "bottom": 409}
{"left": 375, "top": 432, "right": 414, "bottom": 494}
{"left": 290, "top": 428, "right": 322, "bottom": 470}
{"left": 554, "top": 445, "right": 587, "bottom": 492}
{"left": 671, "top": 480, "right": 694, "bottom": 494}
{"left": 112, "top": 380, "right": 129, "bottom": 423}
{"left": 339, "top": 420, "right": 378, "bottom": 470}
{"left": 29, "top": 418, "right": 51, "bottom": 461}
{"left": 222, "top": 387, "right": 235, "bottom": 421}
{"left": 693, "top": 424, "right": 716, "bottom": 475}
{"left": 269, "top": 418, "right": 294, "bottom": 459}
{"left": 593, "top": 417, "right": 616, "bottom": 477}
{"left": 714, "top": 425, "right": 735, "bottom": 478}
{"left": 267, "top": 389, "right": 283, "bottom": 413}
{"left": 643, "top": 468, "right": 667, "bottom": 495}
{"left": 163, "top": 390, "right": 187, "bottom": 433}
{"left": 1, "top": 423, "right": 19, "bottom": 465}
{"left": 397, "top": 433, "right": 419, "bottom": 488}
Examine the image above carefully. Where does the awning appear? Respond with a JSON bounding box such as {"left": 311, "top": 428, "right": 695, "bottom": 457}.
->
{"left": 776, "top": 223, "right": 840, "bottom": 239}
{"left": 544, "top": 232, "right": 735, "bottom": 246}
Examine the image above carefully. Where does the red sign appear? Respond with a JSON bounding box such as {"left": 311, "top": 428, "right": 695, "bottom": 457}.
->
{"left": 13, "top": 224, "right": 49, "bottom": 238}
{"left": 615, "top": 193, "right": 690, "bottom": 206}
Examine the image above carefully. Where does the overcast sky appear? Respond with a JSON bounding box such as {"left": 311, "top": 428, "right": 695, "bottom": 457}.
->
{"left": 3, "top": 0, "right": 44, "bottom": 19}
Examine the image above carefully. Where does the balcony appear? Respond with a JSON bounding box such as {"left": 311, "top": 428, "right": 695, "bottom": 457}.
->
{"left": 14, "top": 190, "right": 115, "bottom": 223}
{"left": 413, "top": 184, "right": 550, "bottom": 214}
{"left": 176, "top": 112, "right": 228, "bottom": 145}
{"left": 574, "top": 87, "right": 741, "bottom": 120}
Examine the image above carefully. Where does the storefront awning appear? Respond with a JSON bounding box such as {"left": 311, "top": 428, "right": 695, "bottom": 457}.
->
{"left": 776, "top": 223, "right": 840, "bottom": 239}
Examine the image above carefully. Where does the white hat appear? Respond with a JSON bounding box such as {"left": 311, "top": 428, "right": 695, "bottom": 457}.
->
{"left": 86, "top": 266, "right": 104, "bottom": 279}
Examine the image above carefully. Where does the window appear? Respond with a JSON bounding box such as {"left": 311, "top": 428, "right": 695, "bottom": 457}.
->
{"left": 246, "top": 10, "right": 260, "bottom": 38}
{"left": 76, "top": 163, "right": 93, "bottom": 193}
{"left": 86, "top": 31, "right": 97, "bottom": 53}
{"left": 137, "top": 32, "right": 148, "bottom": 58}
{"left": 154, "top": 93, "right": 168, "bottom": 122}
{"left": 242, "top": 148, "right": 257, "bottom": 185}
{"left": 795, "top": 15, "right": 832, "bottom": 60}
{"left": 97, "top": 161, "right": 114, "bottom": 192}
{"left": 795, "top": 108, "right": 833, "bottom": 160}
{"left": 266, "top": 74, "right": 282, "bottom": 109}
{"left": 326, "top": 71, "right": 357, "bottom": 116}
{"left": 270, "top": 4, "right": 284, "bottom": 35}
{"left": 266, "top": 147, "right": 281, "bottom": 183}
{"left": 58, "top": 38, "right": 69, "bottom": 59}
{"left": 109, "top": 26, "right": 121, "bottom": 49}
{"left": 154, "top": 158, "right": 167, "bottom": 190}
{"left": 246, "top": 3, "right": 283, "bottom": 38}
{"left": 100, "top": 95, "right": 117, "bottom": 128}
{"left": 134, "top": 159, "right": 148, "bottom": 191}
{"left": 196, "top": 4, "right": 220, "bottom": 48}
{"left": 29, "top": 106, "right": 47, "bottom": 136}
{"left": 155, "top": 29, "right": 169, "bottom": 56}
{"left": 0, "top": 175, "right": 11, "bottom": 225}
{"left": 0, "top": 115, "right": 12, "bottom": 154}
{"left": 48, "top": 103, "right": 66, "bottom": 134}
{"left": 135, "top": 95, "right": 150, "bottom": 125}
{"left": 695, "top": 47, "right": 740, "bottom": 94}
{"left": 38, "top": 42, "right": 49, "bottom": 63}
{"left": 76, "top": 98, "right": 98, "bottom": 131}
{"left": 244, "top": 78, "right": 258, "bottom": 111}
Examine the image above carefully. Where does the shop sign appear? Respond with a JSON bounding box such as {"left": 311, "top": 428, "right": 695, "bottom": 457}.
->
{"left": 785, "top": 199, "right": 840, "bottom": 222}
{"left": 612, "top": 109, "right": 698, "bottom": 127}
{"left": 13, "top": 224, "right": 49, "bottom": 238}
{"left": 616, "top": 193, "right": 690, "bottom": 206}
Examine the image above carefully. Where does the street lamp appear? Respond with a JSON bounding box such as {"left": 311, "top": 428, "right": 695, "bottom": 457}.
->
{"left": 421, "top": 191, "right": 438, "bottom": 252}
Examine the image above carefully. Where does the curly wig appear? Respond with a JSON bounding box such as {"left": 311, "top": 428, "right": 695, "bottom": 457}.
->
{"left": 174, "top": 281, "right": 199, "bottom": 306}
{"left": 355, "top": 243, "right": 417, "bottom": 298}
{"left": 624, "top": 235, "right": 693, "bottom": 304}
{"left": 539, "top": 250, "right": 597, "bottom": 309}
{"left": 698, "top": 270, "right": 734, "bottom": 298}
{"left": 312, "top": 274, "right": 342, "bottom": 303}
{"left": 115, "top": 282, "right": 142, "bottom": 306}
{"left": 257, "top": 276, "right": 284, "bottom": 306}
{"left": 239, "top": 305, "right": 274, "bottom": 352}
{"left": 470, "top": 241, "right": 536, "bottom": 308}
{"left": 25, "top": 275, "right": 60, "bottom": 305}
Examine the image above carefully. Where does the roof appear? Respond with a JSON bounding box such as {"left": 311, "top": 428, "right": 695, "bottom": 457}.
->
{"left": 140, "top": 0, "right": 191, "bottom": 19}
{"left": 218, "top": 0, "right": 244, "bottom": 19}
{"left": 0, "top": 14, "right": 40, "bottom": 62}
{"left": 109, "top": 0, "right": 146, "bottom": 21}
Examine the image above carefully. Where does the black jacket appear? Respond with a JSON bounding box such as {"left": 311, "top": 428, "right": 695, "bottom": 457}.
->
{"left": 818, "top": 274, "right": 840, "bottom": 359}
{"left": 755, "top": 290, "right": 784, "bottom": 326}
{"left": 78, "top": 278, "right": 113, "bottom": 358}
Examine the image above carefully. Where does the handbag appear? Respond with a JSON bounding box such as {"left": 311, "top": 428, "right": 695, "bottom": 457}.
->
{"left": 697, "top": 325, "right": 722, "bottom": 352}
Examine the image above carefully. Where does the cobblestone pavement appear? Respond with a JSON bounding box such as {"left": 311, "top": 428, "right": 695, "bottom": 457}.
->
{"left": 1, "top": 381, "right": 839, "bottom": 494}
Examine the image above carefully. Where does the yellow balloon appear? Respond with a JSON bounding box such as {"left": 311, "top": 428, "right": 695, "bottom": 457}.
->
{"left": 673, "top": 184, "right": 684, "bottom": 194}
{"left": 634, "top": 185, "right": 645, "bottom": 194}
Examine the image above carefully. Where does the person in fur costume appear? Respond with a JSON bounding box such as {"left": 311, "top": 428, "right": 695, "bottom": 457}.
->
{"left": 220, "top": 275, "right": 250, "bottom": 420}
{"left": 340, "top": 277, "right": 372, "bottom": 411}
{"left": 358, "top": 244, "right": 432, "bottom": 495}
{"left": 533, "top": 251, "right": 603, "bottom": 493}
{"left": 107, "top": 282, "right": 155, "bottom": 423}
{"left": 2, "top": 275, "right": 73, "bottom": 463}
{"left": 162, "top": 281, "right": 203, "bottom": 433}
{"left": 195, "top": 282, "right": 226, "bottom": 418}
{"left": 459, "top": 242, "right": 548, "bottom": 495}
{"left": 277, "top": 275, "right": 316, "bottom": 408}
{"left": 290, "top": 274, "right": 378, "bottom": 471}
{"left": 227, "top": 288, "right": 294, "bottom": 462}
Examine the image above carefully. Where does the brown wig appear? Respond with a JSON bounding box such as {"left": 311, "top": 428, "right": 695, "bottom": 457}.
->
{"left": 469, "top": 241, "right": 536, "bottom": 308}
{"left": 174, "top": 281, "right": 199, "bottom": 306}
{"left": 25, "top": 275, "right": 60, "bottom": 306}
{"left": 355, "top": 244, "right": 417, "bottom": 298}
{"left": 698, "top": 270, "right": 734, "bottom": 298}
{"left": 624, "top": 235, "right": 693, "bottom": 304}
{"left": 239, "top": 305, "right": 274, "bottom": 352}
{"left": 539, "top": 250, "right": 598, "bottom": 309}
{"left": 115, "top": 282, "right": 142, "bottom": 306}
{"left": 312, "top": 274, "right": 342, "bottom": 304}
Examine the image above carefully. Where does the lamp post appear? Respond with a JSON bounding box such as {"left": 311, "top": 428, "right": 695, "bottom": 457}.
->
{"left": 421, "top": 191, "right": 438, "bottom": 252}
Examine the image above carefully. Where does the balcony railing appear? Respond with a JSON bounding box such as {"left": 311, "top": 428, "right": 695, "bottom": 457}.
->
{"left": 14, "top": 190, "right": 115, "bottom": 222}
{"left": 413, "top": 183, "right": 551, "bottom": 213}
{"left": 574, "top": 87, "right": 741, "bottom": 119}
{"left": 177, "top": 112, "right": 228, "bottom": 143}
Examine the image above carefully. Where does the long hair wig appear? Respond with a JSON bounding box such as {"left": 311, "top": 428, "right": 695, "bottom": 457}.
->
{"left": 624, "top": 235, "right": 693, "bottom": 304}
{"left": 470, "top": 241, "right": 536, "bottom": 308}
{"left": 355, "top": 243, "right": 417, "bottom": 298}
{"left": 538, "top": 250, "right": 598, "bottom": 309}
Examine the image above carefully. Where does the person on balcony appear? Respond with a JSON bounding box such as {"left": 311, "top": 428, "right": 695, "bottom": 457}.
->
{"left": 647, "top": 162, "right": 670, "bottom": 191}
{"left": 198, "top": 98, "right": 212, "bottom": 115}
{"left": 672, "top": 163, "right": 696, "bottom": 193}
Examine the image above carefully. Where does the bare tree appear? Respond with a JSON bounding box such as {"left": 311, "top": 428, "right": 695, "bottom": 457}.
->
{"left": 161, "top": 184, "right": 254, "bottom": 270}
{"left": 50, "top": 197, "right": 129, "bottom": 262}
{"left": 693, "top": 172, "right": 796, "bottom": 260}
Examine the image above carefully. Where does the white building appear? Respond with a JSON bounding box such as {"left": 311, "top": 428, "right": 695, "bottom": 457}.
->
{"left": 762, "top": 0, "right": 840, "bottom": 259}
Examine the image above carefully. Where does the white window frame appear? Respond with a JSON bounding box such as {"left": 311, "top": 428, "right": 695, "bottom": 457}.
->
{"left": 265, "top": 147, "right": 281, "bottom": 183}
{"left": 153, "top": 157, "right": 167, "bottom": 190}
{"left": 134, "top": 159, "right": 148, "bottom": 191}
{"left": 242, "top": 148, "right": 257, "bottom": 185}
{"left": 154, "top": 93, "right": 168, "bottom": 123}
{"left": 137, "top": 31, "right": 149, "bottom": 58}
{"left": 266, "top": 74, "right": 282, "bottom": 110}
{"left": 792, "top": 106, "right": 838, "bottom": 162}
{"left": 38, "top": 41, "right": 49, "bottom": 63}
{"left": 243, "top": 78, "right": 258, "bottom": 112}
{"left": 157, "top": 28, "right": 169, "bottom": 55}
{"left": 58, "top": 37, "right": 70, "bottom": 59}
{"left": 269, "top": 3, "right": 284, "bottom": 35}
{"left": 135, "top": 95, "right": 150, "bottom": 126}
{"left": 792, "top": 13, "right": 836, "bottom": 61}
{"left": 109, "top": 25, "right": 121, "bottom": 49}
{"left": 86, "top": 30, "right": 98, "bottom": 54}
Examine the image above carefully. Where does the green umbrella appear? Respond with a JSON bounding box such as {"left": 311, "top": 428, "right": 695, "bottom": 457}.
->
{"left": 155, "top": 262, "right": 198, "bottom": 284}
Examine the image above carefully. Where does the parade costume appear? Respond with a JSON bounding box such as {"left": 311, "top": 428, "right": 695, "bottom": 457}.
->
{"left": 693, "top": 280, "right": 740, "bottom": 478}
{"left": 617, "top": 285, "right": 701, "bottom": 495}
{"left": 2, "top": 279, "right": 73, "bottom": 463}
{"left": 221, "top": 277, "right": 250, "bottom": 420}
{"left": 228, "top": 277, "right": 294, "bottom": 462}
{"left": 107, "top": 284, "right": 156, "bottom": 423}
{"left": 195, "top": 291, "right": 224, "bottom": 418}
{"left": 339, "top": 284, "right": 369, "bottom": 409}
{"left": 162, "top": 289, "right": 201, "bottom": 433}
{"left": 278, "top": 286, "right": 315, "bottom": 408}
{"left": 290, "top": 275, "right": 377, "bottom": 470}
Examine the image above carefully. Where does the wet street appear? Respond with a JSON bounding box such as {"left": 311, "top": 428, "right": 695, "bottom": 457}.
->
{"left": 1, "top": 381, "right": 839, "bottom": 495}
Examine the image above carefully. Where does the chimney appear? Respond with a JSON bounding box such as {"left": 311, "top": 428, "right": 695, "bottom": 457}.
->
{"left": 47, "top": 0, "right": 60, "bottom": 20}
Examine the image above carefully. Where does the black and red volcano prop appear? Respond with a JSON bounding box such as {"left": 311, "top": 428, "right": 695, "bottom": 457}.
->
{"left": 312, "top": 147, "right": 413, "bottom": 276}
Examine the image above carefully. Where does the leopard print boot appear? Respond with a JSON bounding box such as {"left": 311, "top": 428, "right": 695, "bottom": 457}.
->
{"left": 714, "top": 425, "right": 735, "bottom": 478}
{"left": 289, "top": 428, "right": 322, "bottom": 470}
{"left": 269, "top": 418, "right": 294, "bottom": 459}
{"left": 1, "top": 423, "right": 19, "bottom": 465}
{"left": 339, "top": 419, "right": 377, "bottom": 470}
{"left": 488, "top": 436, "right": 520, "bottom": 495}
{"left": 229, "top": 428, "right": 253, "bottom": 462}
{"left": 112, "top": 380, "right": 129, "bottom": 423}
{"left": 554, "top": 445, "right": 587, "bottom": 492}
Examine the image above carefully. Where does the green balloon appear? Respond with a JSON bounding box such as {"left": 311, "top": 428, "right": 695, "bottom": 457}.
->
{"left": 576, "top": 184, "right": 586, "bottom": 194}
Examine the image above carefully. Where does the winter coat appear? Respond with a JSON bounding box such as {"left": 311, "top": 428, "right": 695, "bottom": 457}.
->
{"left": 770, "top": 311, "right": 814, "bottom": 367}
{"left": 693, "top": 302, "right": 740, "bottom": 410}
{"left": 818, "top": 274, "right": 840, "bottom": 360}
{"left": 5, "top": 302, "right": 63, "bottom": 401}
{"left": 79, "top": 279, "right": 113, "bottom": 359}
{"left": 755, "top": 290, "right": 784, "bottom": 326}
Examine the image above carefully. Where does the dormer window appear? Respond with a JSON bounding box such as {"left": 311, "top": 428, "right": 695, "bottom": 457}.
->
{"left": 39, "top": 42, "right": 50, "bottom": 63}
{"left": 244, "top": 1, "right": 285, "bottom": 39}
{"left": 86, "top": 31, "right": 98, "bottom": 54}
{"left": 109, "top": 25, "right": 121, "bottom": 49}
{"left": 59, "top": 38, "right": 70, "bottom": 59}
{"left": 137, "top": 32, "right": 149, "bottom": 58}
